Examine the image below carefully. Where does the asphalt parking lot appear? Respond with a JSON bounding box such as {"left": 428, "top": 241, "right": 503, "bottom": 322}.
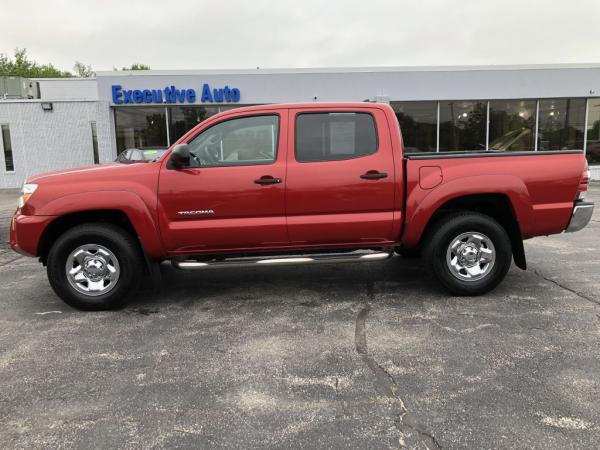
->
{"left": 0, "top": 187, "right": 599, "bottom": 449}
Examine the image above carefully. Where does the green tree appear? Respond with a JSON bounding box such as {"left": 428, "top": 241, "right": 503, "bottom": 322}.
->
{"left": 0, "top": 48, "right": 72, "bottom": 78}
{"left": 73, "top": 61, "right": 95, "bottom": 77}
{"left": 116, "top": 63, "right": 151, "bottom": 71}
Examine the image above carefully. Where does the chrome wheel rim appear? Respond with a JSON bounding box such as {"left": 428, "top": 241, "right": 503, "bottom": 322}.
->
{"left": 446, "top": 232, "right": 495, "bottom": 282}
{"left": 65, "top": 244, "right": 120, "bottom": 296}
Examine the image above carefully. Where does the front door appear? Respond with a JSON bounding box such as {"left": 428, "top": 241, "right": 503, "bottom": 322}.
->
{"left": 158, "top": 110, "right": 288, "bottom": 253}
{"left": 285, "top": 107, "right": 396, "bottom": 245}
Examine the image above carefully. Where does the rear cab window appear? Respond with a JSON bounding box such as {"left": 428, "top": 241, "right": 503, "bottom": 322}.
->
{"left": 295, "top": 112, "right": 378, "bottom": 162}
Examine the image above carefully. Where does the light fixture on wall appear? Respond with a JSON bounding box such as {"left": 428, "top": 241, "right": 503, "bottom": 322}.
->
{"left": 40, "top": 102, "right": 53, "bottom": 111}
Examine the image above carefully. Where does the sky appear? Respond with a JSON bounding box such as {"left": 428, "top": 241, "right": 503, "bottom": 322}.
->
{"left": 1, "top": 0, "right": 600, "bottom": 72}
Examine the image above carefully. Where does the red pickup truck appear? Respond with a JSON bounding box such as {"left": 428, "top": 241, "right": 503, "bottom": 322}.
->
{"left": 10, "top": 102, "right": 594, "bottom": 310}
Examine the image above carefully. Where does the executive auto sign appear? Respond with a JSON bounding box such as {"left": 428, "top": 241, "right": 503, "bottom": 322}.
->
{"left": 111, "top": 84, "right": 241, "bottom": 104}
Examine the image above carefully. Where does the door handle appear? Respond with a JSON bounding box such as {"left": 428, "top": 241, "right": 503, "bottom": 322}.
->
{"left": 254, "top": 176, "right": 282, "bottom": 185}
{"left": 360, "top": 171, "right": 388, "bottom": 180}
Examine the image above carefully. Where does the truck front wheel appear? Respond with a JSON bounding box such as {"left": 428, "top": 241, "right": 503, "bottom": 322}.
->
{"left": 424, "top": 212, "right": 512, "bottom": 296}
{"left": 46, "top": 223, "right": 143, "bottom": 310}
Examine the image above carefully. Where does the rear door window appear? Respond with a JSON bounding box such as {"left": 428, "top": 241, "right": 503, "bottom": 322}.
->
{"left": 295, "top": 112, "right": 377, "bottom": 162}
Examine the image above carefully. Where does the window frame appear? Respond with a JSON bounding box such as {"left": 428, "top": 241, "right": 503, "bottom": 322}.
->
{"left": 1, "top": 124, "right": 15, "bottom": 173}
{"left": 113, "top": 106, "right": 169, "bottom": 155}
{"left": 536, "top": 97, "right": 587, "bottom": 151}
{"left": 437, "top": 100, "right": 488, "bottom": 153}
{"left": 176, "top": 112, "right": 281, "bottom": 169}
{"left": 391, "top": 101, "right": 438, "bottom": 154}
{"left": 90, "top": 121, "right": 100, "bottom": 164}
{"left": 294, "top": 111, "right": 379, "bottom": 163}
{"left": 487, "top": 98, "right": 537, "bottom": 152}
{"left": 168, "top": 105, "right": 220, "bottom": 144}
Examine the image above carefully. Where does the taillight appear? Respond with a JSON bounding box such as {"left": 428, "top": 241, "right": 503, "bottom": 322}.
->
{"left": 576, "top": 164, "right": 590, "bottom": 200}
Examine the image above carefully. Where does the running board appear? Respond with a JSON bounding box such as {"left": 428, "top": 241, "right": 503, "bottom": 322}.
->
{"left": 172, "top": 249, "right": 393, "bottom": 270}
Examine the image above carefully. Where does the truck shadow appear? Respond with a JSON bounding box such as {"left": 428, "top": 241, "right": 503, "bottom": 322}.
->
{"left": 127, "top": 256, "right": 446, "bottom": 310}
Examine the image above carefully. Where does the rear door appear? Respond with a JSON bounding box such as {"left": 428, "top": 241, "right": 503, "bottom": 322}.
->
{"left": 285, "top": 107, "right": 396, "bottom": 245}
{"left": 158, "top": 110, "right": 288, "bottom": 253}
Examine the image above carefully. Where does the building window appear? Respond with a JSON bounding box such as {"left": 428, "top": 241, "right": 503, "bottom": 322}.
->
{"left": 187, "top": 115, "right": 279, "bottom": 167}
{"left": 439, "top": 101, "right": 487, "bottom": 151}
{"left": 392, "top": 101, "right": 437, "bottom": 152}
{"left": 90, "top": 121, "right": 99, "bottom": 164}
{"left": 488, "top": 100, "right": 536, "bottom": 151}
{"left": 586, "top": 99, "right": 600, "bottom": 165}
{"left": 295, "top": 112, "right": 377, "bottom": 162}
{"left": 114, "top": 107, "right": 168, "bottom": 154}
{"left": 1, "top": 125, "right": 14, "bottom": 171}
{"left": 537, "top": 98, "right": 586, "bottom": 151}
{"left": 169, "top": 106, "right": 219, "bottom": 143}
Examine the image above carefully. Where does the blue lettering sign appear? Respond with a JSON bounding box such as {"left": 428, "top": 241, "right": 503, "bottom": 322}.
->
{"left": 110, "top": 84, "right": 240, "bottom": 104}
{"left": 123, "top": 90, "right": 133, "bottom": 104}
{"left": 132, "top": 90, "right": 143, "bottom": 103}
{"left": 213, "top": 88, "right": 223, "bottom": 102}
{"left": 201, "top": 84, "right": 213, "bottom": 102}
{"left": 174, "top": 88, "right": 185, "bottom": 103}
{"left": 164, "top": 86, "right": 173, "bottom": 103}
{"left": 112, "top": 85, "right": 123, "bottom": 104}
{"left": 152, "top": 89, "right": 163, "bottom": 103}
{"left": 143, "top": 89, "right": 152, "bottom": 103}
{"left": 186, "top": 89, "right": 196, "bottom": 103}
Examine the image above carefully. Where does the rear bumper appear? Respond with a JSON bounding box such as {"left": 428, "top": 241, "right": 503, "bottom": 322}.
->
{"left": 565, "top": 201, "right": 594, "bottom": 233}
{"left": 9, "top": 213, "right": 56, "bottom": 257}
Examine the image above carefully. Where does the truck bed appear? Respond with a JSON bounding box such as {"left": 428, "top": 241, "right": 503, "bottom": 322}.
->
{"left": 402, "top": 150, "right": 585, "bottom": 246}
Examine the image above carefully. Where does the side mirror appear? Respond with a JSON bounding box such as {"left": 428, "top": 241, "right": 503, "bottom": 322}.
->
{"left": 169, "top": 144, "right": 190, "bottom": 169}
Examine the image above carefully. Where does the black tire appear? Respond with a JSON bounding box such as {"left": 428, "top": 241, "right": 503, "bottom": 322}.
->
{"left": 47, "top": 223, "right": 143, "bottom": 310}
{"left": 423, "top": 212, "right": 512, "bottom": 296}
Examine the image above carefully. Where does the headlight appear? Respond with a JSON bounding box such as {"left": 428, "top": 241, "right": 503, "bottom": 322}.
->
{"left": 18, "top": 183, "right": 38, "bottom": 209}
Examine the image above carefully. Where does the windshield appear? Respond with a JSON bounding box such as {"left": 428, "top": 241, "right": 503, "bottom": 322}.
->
{"left": 138, "top": 149, "right": 167, "bottom": 161}
{"left": 117, "top": 148, "right": 167, "bottom": 163}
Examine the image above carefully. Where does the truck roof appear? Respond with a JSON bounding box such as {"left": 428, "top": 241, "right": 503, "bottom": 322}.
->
{"left": 221, "top": 102, "right": 390, "bottom": 114}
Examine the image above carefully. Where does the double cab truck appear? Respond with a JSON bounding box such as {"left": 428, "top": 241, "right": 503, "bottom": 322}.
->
{"left": 10, "top": 102, "right": 594, "bottom": 310}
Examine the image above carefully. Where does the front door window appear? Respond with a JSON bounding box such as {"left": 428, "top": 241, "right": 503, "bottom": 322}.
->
{"left": 187, "top": 115, "right": 279, "bottom": 167}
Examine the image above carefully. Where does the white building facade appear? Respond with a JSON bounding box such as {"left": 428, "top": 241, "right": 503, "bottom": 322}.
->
{"left": 1, "top": 64, "right": 600, "bottom": 188}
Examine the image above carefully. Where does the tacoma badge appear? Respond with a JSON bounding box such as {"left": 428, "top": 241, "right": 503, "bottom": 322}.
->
{"left": 177, "top": 210, "right": 215, "bottom": 216}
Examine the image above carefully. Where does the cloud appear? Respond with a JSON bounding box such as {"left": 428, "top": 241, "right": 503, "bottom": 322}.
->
{"left": 1, "top": 0, "right": 600, "bottom": 72}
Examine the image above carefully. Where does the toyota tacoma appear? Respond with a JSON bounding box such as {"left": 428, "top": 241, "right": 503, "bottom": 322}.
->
{"left": 10, "top": 103, "right": 594, "bottom": 310}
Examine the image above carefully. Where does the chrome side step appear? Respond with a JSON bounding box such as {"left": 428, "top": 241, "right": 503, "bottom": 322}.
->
{"left": 172, "top": 249, "right": 393, "bottom": 270}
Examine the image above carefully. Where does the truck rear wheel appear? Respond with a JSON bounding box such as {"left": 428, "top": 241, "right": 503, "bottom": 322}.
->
{"left": 424, "top": 212, "right": 512, "bottom": 296}
{"left": 46, "top": 223, "right": 143, "bottom": 310}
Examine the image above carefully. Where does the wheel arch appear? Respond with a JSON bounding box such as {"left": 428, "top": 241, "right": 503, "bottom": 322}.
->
{"left": 416, "top": 193, "right": 526, "bottom": 270}
{"left": 36, "top": 191, "right": 166, "bottom": 264}
{"left": 39, "top": 210, "right": 133, "bottom": 264}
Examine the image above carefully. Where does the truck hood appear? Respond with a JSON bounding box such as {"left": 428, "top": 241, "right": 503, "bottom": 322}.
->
{"left": 24, "top": 161, "right": 162, "bottom": 216}
{"left": 27, "top": 162, "right": 131, "bottom": 184}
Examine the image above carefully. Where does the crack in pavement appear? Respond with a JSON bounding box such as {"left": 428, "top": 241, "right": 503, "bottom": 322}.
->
{"left": 355, "top": 279, "right": 442, "bottom": 449}
{"left": 532, "top": 269, "right": 600, "bottom": 307}
{"left": 0, "top": 255, "right": 24, "bottom": 267}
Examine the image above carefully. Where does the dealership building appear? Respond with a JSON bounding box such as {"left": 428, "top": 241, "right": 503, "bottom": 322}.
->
{"left": 1, "top": 64, "right": 600, "bottom": 188}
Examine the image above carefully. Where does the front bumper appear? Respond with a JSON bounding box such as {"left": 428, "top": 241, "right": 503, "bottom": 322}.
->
{"left": 10, "top": 213, "right": 57, "bottom": 257}
{"left": 565, "top": 201, "right": 594, "bottom": 233}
